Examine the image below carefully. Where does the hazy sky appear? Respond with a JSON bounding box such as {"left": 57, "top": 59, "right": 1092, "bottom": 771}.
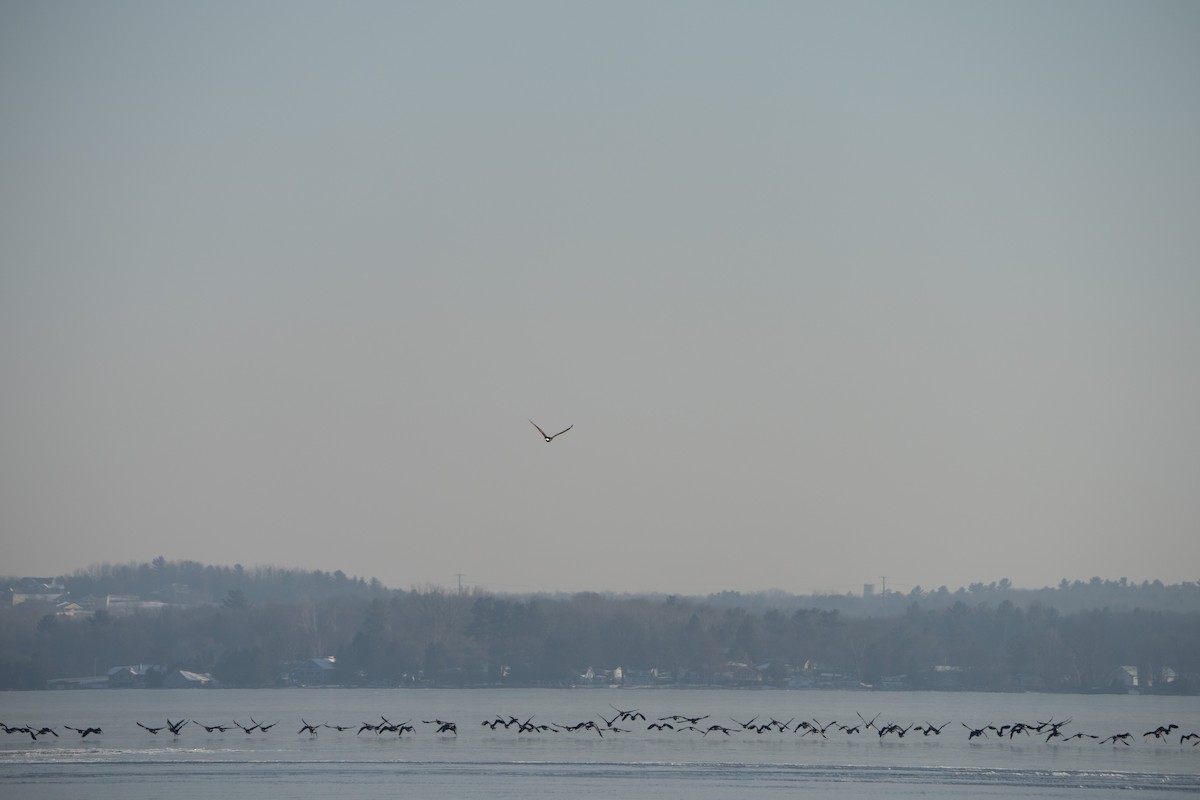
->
{"left": 3, "top": 1, "right": 1198, "bottom": 596}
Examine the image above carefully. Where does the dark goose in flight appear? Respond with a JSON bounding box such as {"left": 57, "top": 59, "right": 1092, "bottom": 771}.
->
{"left": 530, "top": 420, "right": 572, "bottom": 442}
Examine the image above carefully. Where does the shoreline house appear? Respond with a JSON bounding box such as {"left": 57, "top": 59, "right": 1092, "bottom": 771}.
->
{"left": 107, "top": 664, "right": 163, "bottom": 688}
{"left": 163, "top": 669, "right": 218, "bottom": 689}
{"left": 290, "top": 656, "right": 337, "bottom": 687}
{"left": 1113, "top": 665, "right": 1138, "bottom": 690}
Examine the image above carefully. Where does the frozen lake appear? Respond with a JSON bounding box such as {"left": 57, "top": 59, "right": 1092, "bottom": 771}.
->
{"left": 1, "top": 688, "right": 1197, "bottom": 798}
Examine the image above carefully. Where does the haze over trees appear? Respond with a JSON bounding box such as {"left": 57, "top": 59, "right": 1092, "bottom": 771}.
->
{"left": 1, "top": 559, "right": 1197, "bottom": 692}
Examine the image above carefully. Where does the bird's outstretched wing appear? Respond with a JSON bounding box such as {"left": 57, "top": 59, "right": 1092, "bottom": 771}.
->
{"left": 531, "top": 420, "right": 573, "bottom": 441}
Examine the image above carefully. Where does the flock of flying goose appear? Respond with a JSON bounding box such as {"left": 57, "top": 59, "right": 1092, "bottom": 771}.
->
{"left": 4, "top": 709, "right": 1195, "bottom": 746}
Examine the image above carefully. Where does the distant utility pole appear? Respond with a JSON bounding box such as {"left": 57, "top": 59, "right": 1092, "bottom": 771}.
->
{"left": 456, "top": 573, "right": 464, "bottom": 594}
{"left": 880, "top": 576, "right": 887, "bottom": 610}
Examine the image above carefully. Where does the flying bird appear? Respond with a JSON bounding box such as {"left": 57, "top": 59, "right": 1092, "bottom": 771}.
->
{"left": 64, "top": 726, "right": 102, "bottom": 737}
{"left": 530, "top": 420, "right": 572, "bottom": 442}
{"left": 962, "top": 723, "right": 989, "bottom": 741}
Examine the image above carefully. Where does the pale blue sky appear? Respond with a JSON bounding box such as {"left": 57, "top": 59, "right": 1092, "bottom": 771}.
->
{"left": 2, "top": 1, "right": 1198, "bottom": 595}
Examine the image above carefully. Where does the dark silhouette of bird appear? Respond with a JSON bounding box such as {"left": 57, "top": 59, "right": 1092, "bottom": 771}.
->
{"left": 299, "top": 720, "right": 321, "bottom": 736}
{"left": 609, "top": 705, "right": 645, "bottom": 722}
{"left": 856, "top": 711, "right": 881, "bottom": 732}
{"left": 661, "top": 714, "right": 709, "bottom": 725}
{"left": 1032, "top": 717, "right": 1070, "bottom": 734}
{"left": 594, "top": 713, "right": 629, "bottom": 733}
{"left": 137, "top": 722, "right": 165, "bottom": 734}
{"left": 193, "top": 722, "right": 231, "bottom": 733}
{"left": 730, "top": 715, "right": 759, "bottom": 730}
{"left": 811, "top": 719, "right": 837, "bottom": 738}
{"left": 963, "top": 723, "right": 989, "bottom": 741}
{"left": 556, "top": 720, "right": 602, "bottom": 735}
{"left": 923, "top": 721, "right": 950, "bottom": 736}
{"left": 703, "top": 724, "right": 735, "bottom": 736}
{"left": 515, "top": 716, "right": 556, "bottom": 734}
{"left": 166, "top": 719, "right": 188, "bottom": 736}
{"left": 1006, "top": 723, "right": 1031, "bottom": 738}
{"left": 1064, "top": 733, "right": 1098, "bottom": 741}
{"left": 1181, "top": 732, "right": 1200, "bottom": 744}
{"left": 482, "top": 715, "right": 520, "bottom": 729}
{"left": 251, "top": 718, "right": 277, "bottom": 732}
{"left": 530, "top": 420, "right": 572, "bottom": 442}
{"left": 647, "top": 722, "right": 674, "bottom": 730}
{"left": 1144, "top": 724, "right": 1178, "bottom": 740}
{"left": 324, "top": 724, "right": 354, "bottom": 732}
{"left": 376, "top": 717, "right": 405, "bottom": 734}
{"left": 1103, "top": 732, "right": 1133, "bottom": 745}
{"left": 234, "top": 720, "right": 260, "bottom": 734}
{"left": 879, "top": 723, "right": 906, "bottom": 738}
{"left": 65, "top": 726, "right": 102, "bottom": 737}
{"left": 1036, "top": 718, "right": 1072, "bottom": 743}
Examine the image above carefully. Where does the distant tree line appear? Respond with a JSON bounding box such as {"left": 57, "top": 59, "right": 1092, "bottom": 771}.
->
{"left": 703, "top": 576, "right": 1200, "bottom": 617}
{"left": 1, "top": 559, "right": 1198, "bottom": 693}
{"left": 60, "top": 557, "right": 388, "bottom": 605}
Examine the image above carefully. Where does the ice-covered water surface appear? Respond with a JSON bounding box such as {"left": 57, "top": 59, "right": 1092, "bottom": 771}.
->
{"left": 1, "top": 689, "right": 1196, "bottom": 798}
